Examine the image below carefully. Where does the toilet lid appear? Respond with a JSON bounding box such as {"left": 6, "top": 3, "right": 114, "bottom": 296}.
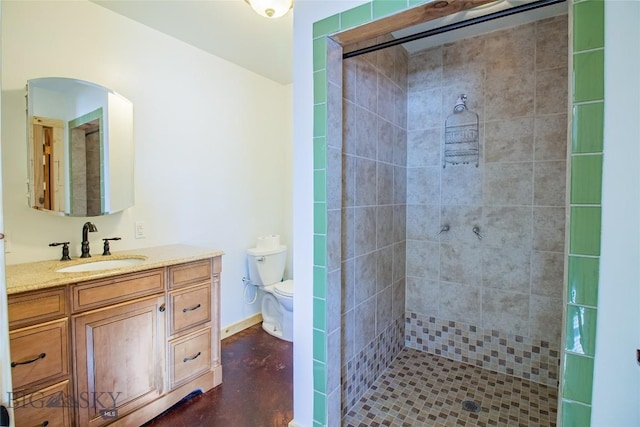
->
{"left": 274, "top": 279, "right": 294, "bottom": 298}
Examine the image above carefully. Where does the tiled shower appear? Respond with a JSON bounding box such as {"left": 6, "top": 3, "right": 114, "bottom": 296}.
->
{"left": 313, "top": 0, "right": 604, "bottom": 425}
{"left": 335, "top": 13, "right": 568, "bottom": 420}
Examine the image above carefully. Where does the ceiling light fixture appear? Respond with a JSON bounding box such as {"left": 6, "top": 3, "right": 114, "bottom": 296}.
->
{"left": 245, "top": 0, "right": 293, "bottom": 18}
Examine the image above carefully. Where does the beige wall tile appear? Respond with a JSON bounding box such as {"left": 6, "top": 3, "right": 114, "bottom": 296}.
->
{"left": 536, "top": 15, "right": 568, "bottom": 70}
{"left": 439, "top": 282, "right": 482, "bottom": 325}
{"left": 531, "top": 250, "right": 564, "bottom": 298}
{"left": 406, "top": 277, "right": 439, "bottom": 316}
{"left": 534, "top": 161, "right": 566, "bottom": 207}
{"left": 355, "top": 251, "right": 377, "bottom": 305}
{"left": 440, "top": 243, "right": 482, "bottom": 285}
{"left": 355, "top": 206, "right": 376, "bottom": 255}
{"left": 536, "top": 67, "right": 568, "bottom": 115}
{"left": 485, "top": 118, "right": 534, "bottom": 163}
{"left": 534, "top": 114, "right": 567, "bottom": 160}
{"left": 532, "top": 207, "right": 565, "bottom": 252}
{"left": 484, "top": 162, "right": 534, "bottom": 206}
{"left": 406, "top": 240, "right": 439, "bottom": 278}
{"left": 482, "top": 246, "right": 531, "bottom": 293}
{"left": 482, "top": 288, "right": 530, "bottom": 336}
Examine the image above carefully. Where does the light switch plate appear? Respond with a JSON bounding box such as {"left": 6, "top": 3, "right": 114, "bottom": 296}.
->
{"left": 135, "top": 221, "right": 145, "bottom": 239}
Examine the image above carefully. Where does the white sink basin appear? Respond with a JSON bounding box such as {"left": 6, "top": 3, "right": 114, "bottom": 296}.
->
{"left": 55, "top": 258, "right": 145, "bottom": 273}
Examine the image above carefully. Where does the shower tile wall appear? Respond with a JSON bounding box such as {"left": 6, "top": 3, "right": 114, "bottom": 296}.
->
{"left": 340, "top": 38, "right": 408, "bottom": 414}
{"left": 404, "top": 16, "right": 568, "bottom": 387}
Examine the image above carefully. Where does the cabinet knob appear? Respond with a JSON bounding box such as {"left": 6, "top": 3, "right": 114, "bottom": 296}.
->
{"left": 159, "top": 304, "right": 166, "bottom": 312}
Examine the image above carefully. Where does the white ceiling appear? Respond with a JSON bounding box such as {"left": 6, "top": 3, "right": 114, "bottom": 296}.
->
{"left": 91, "top": 0, "right": 293, "bottom": 85}
{"left": 91, "top": 0, "right": 566, "bottom": 86}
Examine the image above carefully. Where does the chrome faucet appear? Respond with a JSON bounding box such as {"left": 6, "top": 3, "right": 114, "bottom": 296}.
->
{"left": 81, "top": 221, "right": 98, "bottom": 258}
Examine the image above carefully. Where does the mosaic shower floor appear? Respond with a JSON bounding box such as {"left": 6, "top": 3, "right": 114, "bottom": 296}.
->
{"left": 343, "top": 348, "right": 558, "bottom": 427}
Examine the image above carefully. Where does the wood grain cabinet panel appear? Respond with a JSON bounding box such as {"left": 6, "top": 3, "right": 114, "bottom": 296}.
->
{"left": 168, "top": 260, "right": 211, "bottom": 289}
{"left": 169, "top": 283, "right": 211, "bottom": 336}
{"left": 10, "top": 319, "right": 69, "bottom": 391}
{"left": 71, "top": 269, "right": 164, "bottom": 312}
{"left": 169, "top": 328, "right": 212, "bottom": 389}
{"left": 13, "top": 380, "right": 73, "bottom": 427}
{"left": 72, "top": 296, "right": 166, "bottom": 427}
{"left": 8, "top": 287, "right": 66, "bottom": 329}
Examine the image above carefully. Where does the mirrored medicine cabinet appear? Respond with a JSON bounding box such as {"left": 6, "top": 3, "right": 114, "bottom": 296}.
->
{"left": 27, "top": 77, "right": 134, "bottom": 217}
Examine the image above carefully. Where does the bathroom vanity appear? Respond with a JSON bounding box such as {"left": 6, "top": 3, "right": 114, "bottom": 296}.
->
{"left": 5, "top": 244, "right": 223, "bottom": 427}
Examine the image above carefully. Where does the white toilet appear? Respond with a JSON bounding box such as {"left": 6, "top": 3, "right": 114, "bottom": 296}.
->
{"left": 247, "top": 244, "right": 293, "bottom": 342}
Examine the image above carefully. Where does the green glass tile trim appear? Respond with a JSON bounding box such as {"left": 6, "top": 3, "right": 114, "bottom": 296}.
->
{"left": 314, "top": 202, "right": 327, "bottom": 234}
{"left": 313, "top": 391, "right": 327, "bottom": 424}
{"left": 314, "top": 170, "right": 326, "bottom": 202}
{"left": 340, "top": 3, "right": 372, "bottom": 30}
{"left": 574, "top": 50, "right": 604, "bottom": 103}
{"left": 314, "top": 234, "right": 327, "bottom": 267}
{"left": 409, "top": 0, "right": 429, "bottom": 5}
{"left": 314, "top": 137, "right": 327, "bottom": 169}
{"left": 373, "top": 0, "right": 406, "bottom": 19}
{"left": 573, "top": 0, "right": 604, "bottom": 52}
{"left": 313, "top": 14, "right": 340, "bottom": 38}
{"left": 313, "top": 103, "right": 327, "bottom": 138}
{"left": 313, "top": 360, "right": 327, "bottom": 394}
{"left": 313, "top": 297, "right": 327, "bottom": 332}
{"left": 313, "top": 328, "right": 327, "bottom": 362}
{"left": 563, "top": 353, "right": 595, "bottom": 404}
{"left": 314, "top": 70, "right": 328, "bottom": 105}
{"left": 562, "top": 400, "right": 592, "bottom": 427}
{"left": 313, "top": 37, "right": 327, "bottom": 71}
{"left": 570, "top": 154, "right": 603, "bottom": 204}
{"left": 567, "top": 256, "right": 599, "bottom": 306}
{"left": 570, "top": 207, "right": 602, "bottom": 256}
{"left": 565, "top": 304, "right": 597, "bottom": 356}
{"left": 573, "top": 102, "right": 604, "bottom": 154}
{"left": 313, "top": 266, "right": 327, "bottom": 299}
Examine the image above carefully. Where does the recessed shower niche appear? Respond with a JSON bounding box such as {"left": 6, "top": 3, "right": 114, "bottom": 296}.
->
{"left": 319, "top": 0, "right": 569, "bottom": 424}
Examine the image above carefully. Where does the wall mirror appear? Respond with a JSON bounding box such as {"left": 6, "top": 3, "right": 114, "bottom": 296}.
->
{"left": 27, "top": 77, "right": 134, "bottom": 216}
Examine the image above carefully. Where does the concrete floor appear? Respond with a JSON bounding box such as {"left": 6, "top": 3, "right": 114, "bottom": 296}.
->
{"left": 144, "top": 323, "right": 293, "bottom": 427}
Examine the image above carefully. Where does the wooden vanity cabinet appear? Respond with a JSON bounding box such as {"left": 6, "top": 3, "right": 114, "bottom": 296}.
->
{"left": 7, "top": 253, "right": 222, "bottom": 427}
{"left": 72, "top": 295, "right": 166, "bottom": 427}
{"left": 8, "top": 287, "right": 73, "bottom": 427}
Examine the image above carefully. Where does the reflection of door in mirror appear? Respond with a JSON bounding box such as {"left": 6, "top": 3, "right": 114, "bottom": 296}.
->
{"left": 30, "top": 116, "right": 65, "bottom": 211}
{"left": 69, "top": 108, "right": 104, "bottom": 217}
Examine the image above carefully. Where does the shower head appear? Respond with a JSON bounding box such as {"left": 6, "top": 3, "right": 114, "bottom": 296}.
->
{"left": 454, "top": 95, "right": 467, "bottom": 112}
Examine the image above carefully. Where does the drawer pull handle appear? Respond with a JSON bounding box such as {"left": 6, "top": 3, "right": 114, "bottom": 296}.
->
{"left": 159, "top": 304, "right": 166, "bottom": 312}
{"left": 183, "top": 351, "right": 202, "bottom": 363}
{"left": 11, "top": 352, "right": 46, "bottom": 368}
{"left": 182, "top": 303, "right": 202, "bottom": 313}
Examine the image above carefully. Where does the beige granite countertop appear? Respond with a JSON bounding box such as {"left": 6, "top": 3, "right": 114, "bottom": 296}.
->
{"left": 6, "top": 244, "right": 224, "bottom": 294}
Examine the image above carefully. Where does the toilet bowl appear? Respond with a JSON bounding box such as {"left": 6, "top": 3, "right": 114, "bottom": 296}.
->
{"left": 261, "top": 280, "right": 293, "bottom": 341}
{"left": 247, "top": 245, "right": 294, "bottom": 342}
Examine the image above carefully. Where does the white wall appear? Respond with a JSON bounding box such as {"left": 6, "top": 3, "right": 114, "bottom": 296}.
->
{"left": 591, "top": 0, "right": 640, "bottom": 425}
{"left": 1, "top": 0, "right": 293, "bottom": 329}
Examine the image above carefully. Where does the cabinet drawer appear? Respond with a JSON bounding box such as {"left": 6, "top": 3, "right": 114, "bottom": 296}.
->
{"left": 169, "top": 328, "right": 211, "bottom": 389}
{"left": 10, "top": 319, "right": 68, "bottom": 391}
{"left": 71, "top": 269, "right": 164, "bottom": 312}
{"left": 169, "top": 284, "right": 211, "bottom": 335}
{"left": 8, "top": 287, "right": 66, "bottom": 330}
{"left": 168, "top": 260, "right": 211, "bottom": 289}
{"left": 13, "top": 380, "right": 72, "bottom": 427}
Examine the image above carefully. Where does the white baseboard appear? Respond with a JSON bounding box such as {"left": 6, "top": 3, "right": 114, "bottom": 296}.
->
{"left": 220, "top": 313, "right": 263, "bottom": 340}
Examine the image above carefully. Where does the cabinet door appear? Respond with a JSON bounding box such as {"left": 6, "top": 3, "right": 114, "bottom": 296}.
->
{"left": 73, "top": 296, "right": 165, "bottom": 427}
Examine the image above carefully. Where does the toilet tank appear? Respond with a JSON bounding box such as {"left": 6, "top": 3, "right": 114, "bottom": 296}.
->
{"left": 247, "top": 245, "right": 287, "bottom": 287}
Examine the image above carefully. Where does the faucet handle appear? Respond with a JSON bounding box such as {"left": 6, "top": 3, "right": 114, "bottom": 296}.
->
{"left": 102, "top": 237, "right": 122, "bottom": 256}
{"left": 49, "top": 242, "right": 71, "bottom": 261}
